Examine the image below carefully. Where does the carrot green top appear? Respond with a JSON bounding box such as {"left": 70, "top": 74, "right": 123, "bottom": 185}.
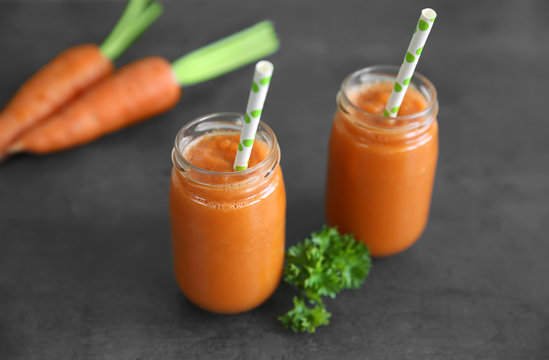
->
{"left": 171, "top": 21, "right": 279, "bottom": 86}
{"left": 100, "top": 0, "right": 163, "bottom": 61}
{"left": 103, "top": 2, "right": 279, "bottom": 87}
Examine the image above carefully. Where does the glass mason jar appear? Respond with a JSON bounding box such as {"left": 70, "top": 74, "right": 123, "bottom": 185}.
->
{"left": 325, "top": 66, "right": 439, "bottom": 257}
{"left": 169, "top": 112, "right": 286, "bottom": 313}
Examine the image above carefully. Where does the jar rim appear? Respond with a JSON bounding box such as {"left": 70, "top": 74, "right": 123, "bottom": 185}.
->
{"left": 339, "top": 65, "right": 438, "bottom": 126}
{"left": 172, "top": 112, "right": 279, "bottom": 181}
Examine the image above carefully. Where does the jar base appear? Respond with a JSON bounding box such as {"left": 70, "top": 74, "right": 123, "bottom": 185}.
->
{"left": 176, "top": 278, "right": 279, "bottom": 314}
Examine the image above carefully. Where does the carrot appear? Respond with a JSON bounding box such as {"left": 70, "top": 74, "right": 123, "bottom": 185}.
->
{"left": 10, "top": 57, "right": 180, "bottom": 154}
{"left": 0, "top": 0, "right": 162, "bottom": 156}
{"left": 8, "top": 21, "right": 279, "bottom": 156}
{"left": 0, "top": 45, "right": 112, "bottom": 155}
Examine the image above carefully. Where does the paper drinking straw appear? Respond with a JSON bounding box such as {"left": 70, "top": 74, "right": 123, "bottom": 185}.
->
{"left": 233, "top": 60, "right": 274, "bottom": 171}
{"left": 383, "top": 8, "right": 437, "bottom": 117}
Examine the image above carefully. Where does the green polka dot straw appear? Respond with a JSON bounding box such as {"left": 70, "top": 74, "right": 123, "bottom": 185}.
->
{"left": 233, "top": 61, "right": 274, "bottom": 171}
{"left": 384, "top": 8, "right": 437, "bottom": 118}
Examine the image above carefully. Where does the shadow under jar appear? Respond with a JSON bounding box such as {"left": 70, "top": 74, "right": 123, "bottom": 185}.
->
{"left": 325, "top": 66, "right": 439, "bottom": 257}
{"left": 170, "top": 113, "right": 286, "bottom": 313}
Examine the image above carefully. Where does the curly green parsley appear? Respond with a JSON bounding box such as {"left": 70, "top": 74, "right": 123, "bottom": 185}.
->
{"left": 278, "top": 225, "right": 371, "bottom": 333}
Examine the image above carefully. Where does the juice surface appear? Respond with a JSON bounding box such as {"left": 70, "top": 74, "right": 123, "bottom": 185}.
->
{"left": 170, "top": 131, "right": 285, "bottom": 313}
{"left": 350, "top": 81, "right": 428, "bottom": 116}
{"left": 325, "top": 81, "right": 438, "bottom": 257}
{"left": 183, "top": 132, "right": 268, "bottom": 173}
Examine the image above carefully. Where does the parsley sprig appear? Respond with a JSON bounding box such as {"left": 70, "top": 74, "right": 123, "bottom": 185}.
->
{"left": 278, "top": 225, "right": 371, "bottom": 333}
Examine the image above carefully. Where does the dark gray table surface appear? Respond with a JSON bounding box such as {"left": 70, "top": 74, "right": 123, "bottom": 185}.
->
{"left": 1, "top": 0, "right": 548, "bottom": 359}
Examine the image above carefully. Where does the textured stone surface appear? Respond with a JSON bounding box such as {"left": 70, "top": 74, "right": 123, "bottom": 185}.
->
{"left": 1, "top": 0, "right": 548, "bottom": 358}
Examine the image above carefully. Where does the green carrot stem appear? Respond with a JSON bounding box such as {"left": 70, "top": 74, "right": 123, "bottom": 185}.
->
{"left": 101, "top": 0, "right": 150, "bottom": 50}
{"left": 100, "top": 1, "right": 162, "bottom": 61}
{"left": 171, "top": 21, "right": 279, "bottom": 86}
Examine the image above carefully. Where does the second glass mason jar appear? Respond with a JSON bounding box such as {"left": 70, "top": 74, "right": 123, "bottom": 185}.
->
{"left": 325, "top": 66, "right": 439, "bottom": 257}
{"left": 169, "top": 113, "right": 286, "bottom": 314}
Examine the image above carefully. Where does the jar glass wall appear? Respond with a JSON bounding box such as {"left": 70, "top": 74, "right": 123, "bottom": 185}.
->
{"left": 170, "top": 112, "right": 286, "bottom": 313}
{"left": 325, "top": 66, "right": 439, "bottom": 257}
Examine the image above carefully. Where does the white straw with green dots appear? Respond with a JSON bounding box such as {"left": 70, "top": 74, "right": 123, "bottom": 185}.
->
{"left": 384, "top": 8, "right": 437, "bottom": 117}
{"left": 233, "top": 60, "right": 274, "bottom": 171}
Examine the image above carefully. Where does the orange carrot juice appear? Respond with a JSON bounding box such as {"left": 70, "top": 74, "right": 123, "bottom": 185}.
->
{"left": 170, "top": 113, "right": 285, "bottom": 313}
{"left": 325, "top": 66, "right": 438, "bottom": 257}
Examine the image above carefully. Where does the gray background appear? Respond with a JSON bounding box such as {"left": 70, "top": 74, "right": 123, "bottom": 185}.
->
{"left": 1, "top": 0, "right": 548, "bottom": 358}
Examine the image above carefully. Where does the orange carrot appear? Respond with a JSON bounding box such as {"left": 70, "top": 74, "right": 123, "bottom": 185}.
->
{"left": 0, "top": 0, "right": 162, "bottom": 156}
{"left": 9, "top": 57, "right": 181, "bottom": 154}
{"left": 0, "top": 45, "right": 112, "bottom": 154}
{"left": 7, "top": 21, "right": 279, "bottom": 156}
